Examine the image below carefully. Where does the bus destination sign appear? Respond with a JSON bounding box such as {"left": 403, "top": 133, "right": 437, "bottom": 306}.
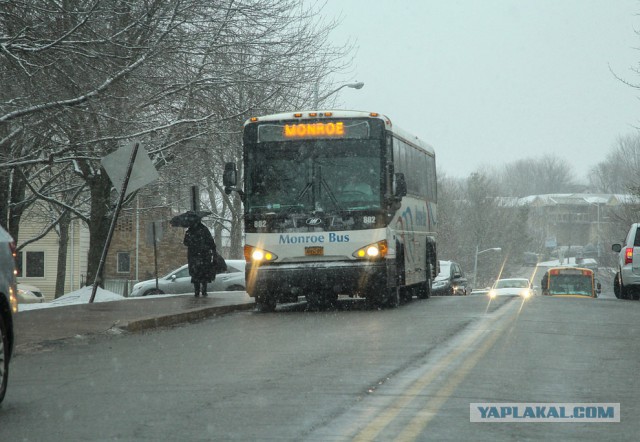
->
{"left": 257, "top": 120, "right": 370, "bottom": 142}
{"left": 285, "top": 122, "right": 344, "bottom": 138}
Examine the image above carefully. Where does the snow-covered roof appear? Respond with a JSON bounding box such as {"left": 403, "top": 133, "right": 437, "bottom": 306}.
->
{"left": 512, "top": 193, "right": 639, "bottom": 207}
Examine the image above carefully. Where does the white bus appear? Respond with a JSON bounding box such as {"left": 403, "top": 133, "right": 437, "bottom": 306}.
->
{"left": 223, "top": 110, "right": 438, "bottom": 311}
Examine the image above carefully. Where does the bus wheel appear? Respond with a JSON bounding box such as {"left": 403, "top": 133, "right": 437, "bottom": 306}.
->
{"left": 386, "top": 287, "right": 400, "bottom": 308}
{"left": 416, "top": 264, "right": 432, "bottom": 299}
{"left": 400, "top": 286, "right": 413, "bottom": 303}
{"left": 416, "top": 280, "right": 431, "bottom": 299}
{"left": 256, "top": 295, "right": 277, "bottom": 312}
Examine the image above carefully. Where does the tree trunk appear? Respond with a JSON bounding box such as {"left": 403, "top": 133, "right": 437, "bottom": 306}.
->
{"left": 85, "top": 173, "right": 113, "bottom": 286}
{"left": 55, "top": 212, "right": 70, "bottom": 298}
{"left": 8, "top": 169, "right": 27, "bottom": 242}
{"left": 229, "top": 196, "right": 244, "bottom": 259}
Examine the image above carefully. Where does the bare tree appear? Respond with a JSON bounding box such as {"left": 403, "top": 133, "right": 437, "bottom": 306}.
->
{"left": 1, "top": 0, "right": 354, "bottom": 285}
{"left": 589, "top": 133, "right": 640, "bottom": 193}
{"left": 498, "top": 155, "right": 579, "bottom": 197}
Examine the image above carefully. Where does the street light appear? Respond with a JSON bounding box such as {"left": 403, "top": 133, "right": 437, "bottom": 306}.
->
{"left": 473, "top": 246, "right": 502, "bottom": 287}
{"left": 314, "top": 81, "right": 364, "bottom": 108}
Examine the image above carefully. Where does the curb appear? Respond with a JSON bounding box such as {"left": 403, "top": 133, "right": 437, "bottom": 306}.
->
{"left": 121, "top": 302, "right": 256, "bottom": 332}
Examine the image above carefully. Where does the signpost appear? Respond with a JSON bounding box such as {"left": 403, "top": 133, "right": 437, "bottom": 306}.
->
{"left": 146, "top": 220, "right": 164, "bottom": 291}
{"left": 89, "top": 142, "right": 158, "bottom": 303}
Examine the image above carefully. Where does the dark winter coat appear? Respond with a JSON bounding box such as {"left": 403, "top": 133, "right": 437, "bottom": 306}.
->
{"left": 183, "top": 222, "right": 217, "bottom": 283}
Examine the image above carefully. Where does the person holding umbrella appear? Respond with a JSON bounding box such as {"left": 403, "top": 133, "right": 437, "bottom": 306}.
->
{"left": 172, "top": 211, "right": 217, "bottom": 297}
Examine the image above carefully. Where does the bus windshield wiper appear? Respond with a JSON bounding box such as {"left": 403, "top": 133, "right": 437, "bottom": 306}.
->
{"left": 320, "top": 176, "right": 343, "bottom": 210}
{"left": 296, "top": 182, "right": 312, "bottom": 202}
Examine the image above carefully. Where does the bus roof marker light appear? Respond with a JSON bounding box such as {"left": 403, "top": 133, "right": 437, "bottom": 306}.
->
{"left": 324, "top": 112, "right": 333, "bottom": 117}
{"left": 370, "top": 112, "right": 379, "bottom": 117}
{"left": 250, "top": 117, "right": 258, "bottom": 122}
{"left": 309, "top": 112, "right": 317, "bottom": 117}
{"left": 294, "top": 113, "right": 302, "bottom": 118}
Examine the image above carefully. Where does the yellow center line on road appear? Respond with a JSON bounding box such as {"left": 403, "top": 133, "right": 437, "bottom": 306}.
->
{"left": 395, "top": 309, "right": 516, "bottom": 441}
{"left": 352, "top": 300, "right": 521, "bottom": 442}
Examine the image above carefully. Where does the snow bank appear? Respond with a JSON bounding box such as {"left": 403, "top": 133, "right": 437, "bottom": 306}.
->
{"left": 19, "top": 286, "right": 124, "bottom": 311}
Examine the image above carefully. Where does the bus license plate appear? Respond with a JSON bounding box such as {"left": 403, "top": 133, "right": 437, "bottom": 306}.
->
{"left": 305, "top": 246, "right": 324, "bottom": 256}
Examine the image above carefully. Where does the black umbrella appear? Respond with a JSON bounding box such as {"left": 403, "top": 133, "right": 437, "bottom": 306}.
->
{"left": 170, "top": 210, "right": 211, "bottom": 227}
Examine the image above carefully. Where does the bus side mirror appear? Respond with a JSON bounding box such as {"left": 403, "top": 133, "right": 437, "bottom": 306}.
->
{"left": 223, "top": 162, "right": 237, "bottom": 187}
{"left": 394, "top": 173, "right": 407, "bottom": 198}
{"left": 223, "top": 162, "right": 245, "bottom": 201}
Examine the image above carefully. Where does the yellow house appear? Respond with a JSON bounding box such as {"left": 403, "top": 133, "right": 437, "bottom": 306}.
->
{"left": 15, "top": 217, "right": 89, "bottom": 301}
{"left": 15, "top": 203, "right": 186, "bottom": 301}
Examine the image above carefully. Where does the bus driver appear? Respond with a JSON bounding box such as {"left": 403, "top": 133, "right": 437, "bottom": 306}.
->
{"left": 341, "top": 174, "right": 373, "bottom": 197}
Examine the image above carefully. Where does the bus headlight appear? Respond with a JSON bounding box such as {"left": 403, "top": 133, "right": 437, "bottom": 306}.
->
{"left": 352, "top": 240, "right": 388, "bottom": 260}
{"left": 244, "top": 245, "right": 278, "bottom": 263}
{"left": 488, "top": 290, "right": 497, "bottom": 299}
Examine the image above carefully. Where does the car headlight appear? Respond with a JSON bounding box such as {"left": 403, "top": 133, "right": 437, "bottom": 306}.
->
{"left": 520, "top": 289, "right": 532, "bottom": 299}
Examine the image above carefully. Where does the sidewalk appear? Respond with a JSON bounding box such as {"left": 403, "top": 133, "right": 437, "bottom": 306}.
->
{"left": 13, "top": 292, "right": 255, "bottom": 355}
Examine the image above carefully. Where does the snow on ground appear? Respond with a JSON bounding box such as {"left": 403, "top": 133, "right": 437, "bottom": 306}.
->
{"left": 537, "top": 257, "right": 598, "bottom": 267}
{"left": 17, "top": 287, "right": 208, "bottom": 312}
{"left": 19, "top": 286, "right": 124, "bottom": 311}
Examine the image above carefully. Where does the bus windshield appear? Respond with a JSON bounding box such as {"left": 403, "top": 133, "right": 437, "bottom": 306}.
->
{"left": 548, "top": 274, "right": 593, "bottom": 296}
{"left": 245, "top": 139, "right": 382, "bottom": 214}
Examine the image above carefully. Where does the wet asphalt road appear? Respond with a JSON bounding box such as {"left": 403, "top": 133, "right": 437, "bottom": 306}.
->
{"left": 1, "top": 290, "right": 638, "bottom": 441}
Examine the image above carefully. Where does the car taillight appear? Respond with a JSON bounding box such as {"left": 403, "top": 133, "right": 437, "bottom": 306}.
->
{"left": 625, "top": 247, "right": 633, "bottom": 265}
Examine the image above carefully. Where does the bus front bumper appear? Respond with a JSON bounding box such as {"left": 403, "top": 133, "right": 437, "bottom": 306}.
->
{"left": 246, "top": 260, "right": 394, "bottom": 302}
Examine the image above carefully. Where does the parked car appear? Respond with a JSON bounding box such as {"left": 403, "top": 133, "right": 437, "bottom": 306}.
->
{"left": 0, "top": 225, "right": 18, "bottom": 404}
{"left": 431, "top": 260, "right": 471, "bottom": 296}
{"left": 612, "top": 223, "right": 640, "bottom": 300}
{"left": 488, "top": 278, "right": 533, "bottom": 299}
{"left": 130, "top": 259, "right": 246, "bottom": 297}
{"left": 17, "top": 283, "right": 45, "bottom": 304}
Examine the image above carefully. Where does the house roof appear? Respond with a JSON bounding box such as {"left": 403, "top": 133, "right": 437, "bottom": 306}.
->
{"left": 501, "top": 193, "right": 640, "bottom": 208}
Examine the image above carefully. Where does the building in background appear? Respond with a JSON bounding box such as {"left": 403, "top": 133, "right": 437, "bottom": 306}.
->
{"left": 16, "top": 216, "right": 89, "bottom": 301}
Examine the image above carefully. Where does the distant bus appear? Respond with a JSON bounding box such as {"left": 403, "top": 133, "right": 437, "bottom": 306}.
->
{"left": 541, "top": 267, "right": 601, "bottom": 298}
{"left": 223, "top": 110, "right": 438, "bottom": 311}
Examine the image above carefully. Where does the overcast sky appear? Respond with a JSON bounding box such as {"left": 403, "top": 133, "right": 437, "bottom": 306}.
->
{"left": 320, "top": 0, "right": 640, "bottom": 181}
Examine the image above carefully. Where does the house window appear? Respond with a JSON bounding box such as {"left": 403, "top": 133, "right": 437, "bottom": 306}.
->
{"left": 117, "top": 252, "right": 131, "bottom": 273}
{"left": 25, "top": 251, "right": 45, "bottom": 277}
